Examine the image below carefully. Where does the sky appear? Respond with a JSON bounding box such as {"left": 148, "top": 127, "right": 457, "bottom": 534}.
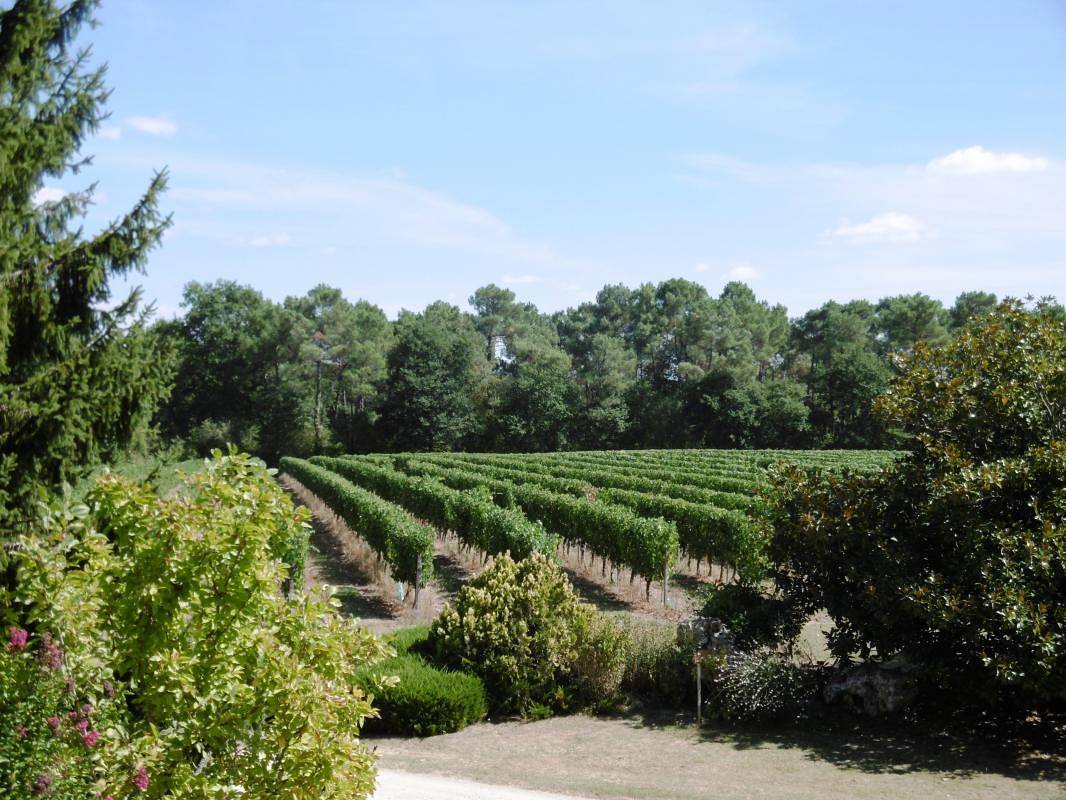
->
{"left": 43, "top": 0, "right": 1066, "bottom": 319}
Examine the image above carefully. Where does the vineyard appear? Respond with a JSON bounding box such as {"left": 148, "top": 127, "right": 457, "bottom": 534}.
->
{"left": 280, "top": 449, "right": 897, "bottom": 604}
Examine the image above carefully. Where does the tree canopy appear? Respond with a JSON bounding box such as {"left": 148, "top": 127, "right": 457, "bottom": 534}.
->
{"left": 0, "top": 0, "right": 172, "bottom": 523}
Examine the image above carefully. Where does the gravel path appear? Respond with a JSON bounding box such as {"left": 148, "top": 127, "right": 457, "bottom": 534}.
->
{"left": 372, "top": 770, "right": 588, "bottom": 800}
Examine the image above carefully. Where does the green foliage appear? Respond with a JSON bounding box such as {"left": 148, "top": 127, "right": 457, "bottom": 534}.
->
{"left": 570, "top": 613, "right": 632, "bottom": 709}
{"left": 708, "top": 648, "right": 816, "bottom": 722}
{"left": 618, "top": 622, "right": 693, "bottom": 708}
{"left": 429, "top": 554, "right": 594, "bottom": 715}
{"left": 3, "top": 451, "right": 387, "bottom": 799}
{"left": 356, "top": 627, "right": 488, "bottom": 737}
{"left": 313, "top": 455, "right": 556, "bottom": 559}
{"left": 770, "top": 300, "right": 1066, "bottom": 704}
{"left": 0, "top": 628, "right": 125, "bottom": 799}
{"left": 378, "top": 302, "right": 489, "bottom": 451}
{"left": 0, "top": 0, "right": 173, "bottom": 523}
{"left": 401, "top": 458, "right": 679, "bottom": 584}
{"left": 281, "top": 457, "right": 434, "bottom": 586}
{"left": 699, "top": 583, "right": 805, "bottom": 649}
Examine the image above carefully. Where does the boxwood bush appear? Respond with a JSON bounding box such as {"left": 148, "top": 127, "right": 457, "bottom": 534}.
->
{"left": 358, "top": 627, "right": 487, "bottom": 736}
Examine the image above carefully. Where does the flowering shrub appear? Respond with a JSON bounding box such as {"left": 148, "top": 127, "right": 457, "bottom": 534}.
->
{"left": 0, "top": 627, "right": 124, "bottom": 798}
{"left": 2, "top": 451, "right": 389, "bottom": 799}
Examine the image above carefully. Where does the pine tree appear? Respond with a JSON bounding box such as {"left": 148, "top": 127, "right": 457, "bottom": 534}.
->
{"left": 0, "top": 0, "right": 173, "bottom": 526}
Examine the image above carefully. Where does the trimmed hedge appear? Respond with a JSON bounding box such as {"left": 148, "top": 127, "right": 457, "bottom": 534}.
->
{"left": 357, "top": 627, "right": 488, "bottom": 736}
{"left": 280, "top": 457, "right": 433, "bottom": 587}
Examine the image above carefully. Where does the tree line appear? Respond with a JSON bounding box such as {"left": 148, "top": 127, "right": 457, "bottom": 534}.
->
{"left": 152, "top": 279, "right": 1053, "bottom": 460}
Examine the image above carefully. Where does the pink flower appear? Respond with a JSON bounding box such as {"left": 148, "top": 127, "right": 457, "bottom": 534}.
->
{"left": 133, "top": 767, "right": 149, "bottom": 792}
{"left": 76, "top": 719, "right": 89, "bottom": 734}
{"left": 36, "top": 634, "right": 63, "bottom": 671}
{"left": 17, "top": 725, "right": 27, "bottom": 738}
{"left": 82, "top": 730, "right": 99, "bottom": 748}
{"left": 46, "top": 716, "right": 61, "bottom": 734}
{"left": 68, "top": 710, "right": 78, "bottom": 721}
{"left": 7, "top": 627, "right": 28, "bottom": 653}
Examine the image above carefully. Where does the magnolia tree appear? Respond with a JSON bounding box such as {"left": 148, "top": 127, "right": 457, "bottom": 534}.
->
{"left": 769, "top": 300, "right": 1065, "bottom": 705}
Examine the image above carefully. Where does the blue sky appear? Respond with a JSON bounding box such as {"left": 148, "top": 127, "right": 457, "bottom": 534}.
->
{"left": 46, "top": 0, "right": 1066, "bottom": 318}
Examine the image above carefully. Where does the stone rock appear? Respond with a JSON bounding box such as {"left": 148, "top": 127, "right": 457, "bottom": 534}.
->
{"left": 823, "top": 660, "right": 918, "bottom": 716}
{"left": 677, "top": 617, "right": 734, "bottom": 657}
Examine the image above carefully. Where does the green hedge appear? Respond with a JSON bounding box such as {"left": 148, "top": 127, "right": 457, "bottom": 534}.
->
{"left": 357, "top": 627, "right": 488, "bottom": 736}
{"left": 280, "top": 457, "right": 433, "bottom": 587}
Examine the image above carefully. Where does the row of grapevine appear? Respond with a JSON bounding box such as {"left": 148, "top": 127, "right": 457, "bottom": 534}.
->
{"left": 393, "top": 457, "right": 680, "bottom": 588}
{"left": 310, "top": 455, "right": 556, "bottom": 559}
{"left": 280, "top": 457, "right": 433, "bottom": 587}
{"left": 402, "top": 454, "right": 765, "bottom": 576}
{"left": 427, "top": 452, "right": 763, "bottom": 512}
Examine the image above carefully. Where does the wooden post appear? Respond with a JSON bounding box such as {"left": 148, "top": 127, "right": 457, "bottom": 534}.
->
{"left": 662, "top": 563, "right": 670, "bottom": 606}
{"left": 696, "top": 659, "right": 702, "bottom": 726}
{"left": 413, "top": 561, "right": 423, "bottom": 609}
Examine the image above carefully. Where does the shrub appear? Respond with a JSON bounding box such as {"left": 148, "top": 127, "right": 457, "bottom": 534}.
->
{"left": 429, "top": 554, "right": 593, "bottom": 715}
{"left": 699, "top": 583, "right": 804, "bottom": 649}
{"left": 620, "top": 622, "right": 693, "bottom": 708}
{"left": 709, "top": 648, "right": 816, "bottom": 722}
{"left": 3, "top": 451, "right": 389, "bottom": 799}
{"left": 571, "top": 614, "right": 632, "bottom": 709}
{"left": 357, "top": 626, "right": 487, "bottom": 737}
{"left": 0, "top": 628, "right": 124, "bottom": 799}
{"left": 769, "top": 301, "right": 1066, "bottom": 705}
{"left": 359, "top": 658, "right": 487, "bottom": 737}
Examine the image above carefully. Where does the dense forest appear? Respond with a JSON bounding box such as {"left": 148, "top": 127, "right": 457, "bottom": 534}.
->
{"left": 154, "top": 279, "right": 1056, "bottom": 459}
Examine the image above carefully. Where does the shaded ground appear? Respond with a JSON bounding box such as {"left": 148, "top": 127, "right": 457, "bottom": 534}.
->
{"left": 370, "top": 712, "right": 1065, "bottom": 800}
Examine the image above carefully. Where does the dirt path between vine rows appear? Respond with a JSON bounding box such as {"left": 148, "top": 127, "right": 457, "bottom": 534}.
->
{"left": 369, "top": 713, "right": 1065, "bottom": 800}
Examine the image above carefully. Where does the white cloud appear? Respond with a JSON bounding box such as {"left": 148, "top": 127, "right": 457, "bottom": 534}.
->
{"left": 125, "top": 115, "right": 177, "bottom": 136}
{"left": 97, "top": 126, "right": 122, "bottom": 140}
{"left": 928, "top": 146, "right": 1048, "bottom": 176}
{"left": 499, "top": 273, "right": 542, "bottom": 285}
{"left": 693, "top": 263, "right": 711, "bottom": 273}
{"left": 241, "top": 233, "right": 291, "bottom": 247}
{"left": 725, "top": 264, "right": 760, "bottom": 280}
{"left": 124, "top": 154, "right": 589, "bottom": 270}
{"left": 32, "top": 187, "right": 66, "bottom": 205}
{"left": 829, "top": 212, "right": 932, "bottom": 244}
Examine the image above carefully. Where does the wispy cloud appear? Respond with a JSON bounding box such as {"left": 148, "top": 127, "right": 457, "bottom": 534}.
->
{"left": 928, "top": 146, "right": 1048, "bottom": 176}
{"left": 829, "top": 212, "right": 932, "bottom": 244}
{"left": 693, "top": 263, "right": 711, "bottom": 273}
{"left": 125, "top": 116, "right": 177, "bottom": 136}
{"left": 133, "top": 155, "right": 587, "bottom": 270}
{"left": 725, "top": 264, "right": 761, "bottom": 280}
{"left": 97, "top": 126, "right": 122, "bottom": 140}
{"left": 32, "top": 186, "right": 66, "bottom": 205}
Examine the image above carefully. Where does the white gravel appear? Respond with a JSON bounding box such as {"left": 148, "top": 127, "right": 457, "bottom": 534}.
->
{"left": 372, "top": 769, "right": 590, "bottom": 800}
